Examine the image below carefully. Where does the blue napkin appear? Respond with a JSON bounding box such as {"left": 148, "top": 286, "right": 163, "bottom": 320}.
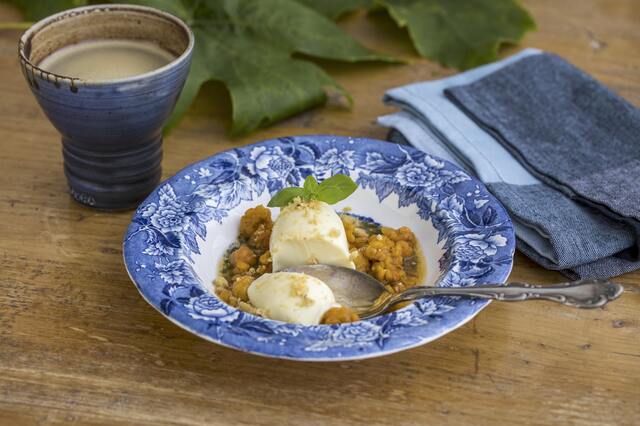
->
{"left": 379, "top": 49, "right": 638, "bottom": 279}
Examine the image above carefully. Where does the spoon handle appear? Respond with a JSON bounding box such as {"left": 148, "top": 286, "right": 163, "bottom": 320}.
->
{"left": 390, "top": 279, "right": 624, "bottom": 309}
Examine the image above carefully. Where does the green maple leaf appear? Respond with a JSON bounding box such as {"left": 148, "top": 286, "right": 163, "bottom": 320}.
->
{"left": 6, "top": 0, "right": 87, "bottom": 21}
{"left": 378, "top": 0, "right": 536, "bottom": 70}
{"left": 155, "top": 0, "right": 396, "bottom": 136}
{"left": 296, "top": 0, "right": 373, "bottom": 19}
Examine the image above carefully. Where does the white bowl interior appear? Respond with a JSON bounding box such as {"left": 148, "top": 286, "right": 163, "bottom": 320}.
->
{"left": 192, "top": 187, "right": 445, "bottom": 294}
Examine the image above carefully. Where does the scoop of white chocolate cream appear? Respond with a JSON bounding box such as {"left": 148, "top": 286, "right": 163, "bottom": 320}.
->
{"left": 270, "top": 200, "right": 355, "bottom": 272}
{"left": 247, "top": 272, "right": 338, "bottom": 325}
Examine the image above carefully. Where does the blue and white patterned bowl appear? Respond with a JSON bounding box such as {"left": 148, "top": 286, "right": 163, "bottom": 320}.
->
{"left": 123, "top": 135, "right": 515, "bottom": 361}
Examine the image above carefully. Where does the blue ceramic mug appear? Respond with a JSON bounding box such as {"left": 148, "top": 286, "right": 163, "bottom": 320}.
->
{"left": 18, "top": 4, "right": 194, "bottom": 210}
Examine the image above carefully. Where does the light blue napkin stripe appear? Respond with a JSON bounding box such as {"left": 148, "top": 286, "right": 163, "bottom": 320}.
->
{"left": 382, "top": 48, "right": 542, "bottom": 186}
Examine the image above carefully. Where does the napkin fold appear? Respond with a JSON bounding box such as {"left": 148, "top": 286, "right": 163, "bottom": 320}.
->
{"left": 445, "top": 53, "right": 640, "bottom": 223}
{"left": 379, "top": 49, "right": 639, "bottom": 279}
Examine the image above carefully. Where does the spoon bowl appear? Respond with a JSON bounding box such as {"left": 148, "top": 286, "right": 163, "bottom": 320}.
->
{"left": 282, "top": 264, "right": 386, "bottom": 310}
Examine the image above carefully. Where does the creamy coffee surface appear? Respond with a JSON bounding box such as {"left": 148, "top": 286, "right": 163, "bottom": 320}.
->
{"left": 38, "top": 39, "right": 176, "bottom": 80}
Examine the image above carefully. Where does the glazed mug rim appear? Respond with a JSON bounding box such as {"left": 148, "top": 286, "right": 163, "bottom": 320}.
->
{"left": 18, "top": 3, "right": 195, "bottom": 87}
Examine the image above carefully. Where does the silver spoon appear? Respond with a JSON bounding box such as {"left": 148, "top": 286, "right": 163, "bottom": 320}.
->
{"left": 283, "top": 265, "right": 624, "bottom": 320}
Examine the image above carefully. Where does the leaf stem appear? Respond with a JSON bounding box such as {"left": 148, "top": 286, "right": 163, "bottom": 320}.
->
{"left": 0, "top": 21, "right": 32, "bottom": 30}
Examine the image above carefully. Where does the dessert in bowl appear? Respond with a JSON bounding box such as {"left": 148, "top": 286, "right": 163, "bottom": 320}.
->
{"left": 123, "top": 135, "right": 515, "bottom": 360}
{"left": 214, "top": 188, "right": 426, "bottom": 325}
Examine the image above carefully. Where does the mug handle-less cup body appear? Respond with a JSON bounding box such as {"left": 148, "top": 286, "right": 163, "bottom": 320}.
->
{"left": 18, "top": 5, "right": 194, "bottom": 210}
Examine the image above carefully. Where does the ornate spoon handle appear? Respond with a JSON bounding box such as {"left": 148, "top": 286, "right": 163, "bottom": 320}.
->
{"left": 360, "top": 279, "right": 624, "bottom": 319}
{"left": 391, "top": 279, "right": 624, "bottom": 309}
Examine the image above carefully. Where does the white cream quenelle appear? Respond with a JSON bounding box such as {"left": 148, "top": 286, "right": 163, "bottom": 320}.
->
{"left": 270, "top": 200, "right": 355, "bottom": 272}
{"left": 247, "top": 272, "right": 338, "bottom": 325}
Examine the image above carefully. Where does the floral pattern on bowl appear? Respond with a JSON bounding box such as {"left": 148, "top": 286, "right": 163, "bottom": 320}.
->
{"left": 123, "top": 135, "right": 515, "bottom": 360}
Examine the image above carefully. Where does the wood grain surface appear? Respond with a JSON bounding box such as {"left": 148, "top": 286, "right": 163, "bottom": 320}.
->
{"left": 1, "top": 1, "right": 639, "bottom": 425}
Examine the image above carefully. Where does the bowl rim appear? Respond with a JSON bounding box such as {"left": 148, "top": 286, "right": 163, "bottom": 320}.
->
{"left": 18, "top": 3, "right": 195, "bottom": 87}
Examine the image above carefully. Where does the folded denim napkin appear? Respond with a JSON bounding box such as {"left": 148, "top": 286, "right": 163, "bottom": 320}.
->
{"left": 379, "top": 49, "right": 638, "bottom": 279}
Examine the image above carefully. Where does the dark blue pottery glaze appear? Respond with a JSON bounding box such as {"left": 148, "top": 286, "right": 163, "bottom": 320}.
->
{"left": 18, "top": 5, "right": 194, "bottom": 210}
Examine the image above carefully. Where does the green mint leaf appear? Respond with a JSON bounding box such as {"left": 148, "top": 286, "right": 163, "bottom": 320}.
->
{"left": 379, "top": 0, "right": 536, "bottom": 70}
{"left": 303, "top": 175, "right": 319, "bottom": 197}
{"left": 267, "top": 187, "right": 306, "bottom": 207}
{"left": 268, "top": 174, "right": 357, "bottom": 207}
{"left": 316, "top": 174, "right": 357, "bottom": 205}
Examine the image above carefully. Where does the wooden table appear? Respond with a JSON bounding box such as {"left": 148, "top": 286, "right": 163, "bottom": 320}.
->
{"left": 1, "top": 1, "right": 638, "bottom": 424}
